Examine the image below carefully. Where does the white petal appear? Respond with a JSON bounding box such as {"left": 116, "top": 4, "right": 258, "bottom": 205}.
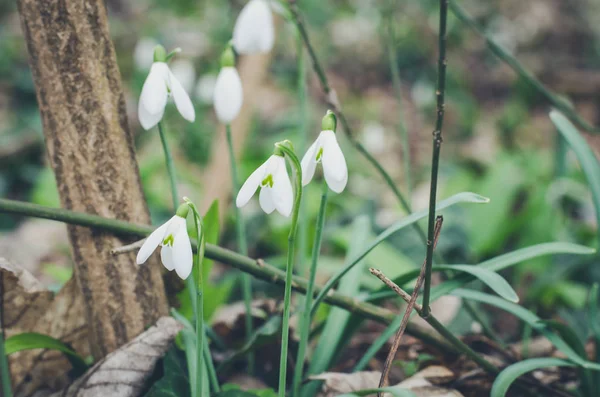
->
{"left": 321, "top": 130, "right": 348, "bottom": 193}
{"left": 232, "top": 0, "right": 275, "bottom": 54}
{"left": 259, "top": 187, "right": 276, "bottom": 214}
{"left": 272, "top": 156, "right": 293, "bottom": 217}
{"left": 236, "top": 159, "right": 269, "bottom": 208}
{"left": 172, "top": 227, "right": 193, "bottom": 280}
{"left": 139, "top": 63, "right": 169, "bottom": 116}
{"left": 300, "top": 137, "right": 320, "bottom": 186}
{"left": 138, "top": 99, "right": 165, "bottom": 130}
{"left": 160, "top": 245, "right": 176, "bottom": 271}
{"left": 168, "top": 70, "right": 196, "bottom": 122}
{"left": 136, "top": 218, "right": 172, "bottom": 264}
{"left": 213, "top": 67, "right": 243, "bottom": 123}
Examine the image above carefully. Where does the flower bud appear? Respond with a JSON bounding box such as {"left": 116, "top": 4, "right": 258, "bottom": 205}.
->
{"left": 220, "top": 45, "right": 236, "bottom": 68}
{"left": 176, "top": 203, "right": 190, "bottom": 218}
{"left": 321, "top": 110, "right": 337, "bottom": 132}
{"left": 153, "top": 45, "right": 167, "bottom": 63}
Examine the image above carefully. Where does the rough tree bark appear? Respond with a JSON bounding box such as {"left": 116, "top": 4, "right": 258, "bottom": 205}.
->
{"left": 16, "top": 0, "right": 168, "bottom": 358}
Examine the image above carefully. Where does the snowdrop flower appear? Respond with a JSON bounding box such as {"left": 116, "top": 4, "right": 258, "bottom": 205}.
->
{"left": 236, "top": 153, "right": 293, "bottom": 217}
{"left": 136, "top": 204, "right": 193, "bottom": 280}
{"left": 301, "top": 110, "right": 348, "bottom": 193}
{"left": 213, "top": 46, "right": 243, "bottom": 123}
{"left": 232, "top": 0, "right": 274, "bottom": 54}
{"left": 138, "top": 45, "right": 195, "bottom": 130}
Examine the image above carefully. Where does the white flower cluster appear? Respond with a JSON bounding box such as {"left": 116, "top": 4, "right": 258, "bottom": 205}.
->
{"left": 136, "top": 1, "right": 348, "bottom": 279}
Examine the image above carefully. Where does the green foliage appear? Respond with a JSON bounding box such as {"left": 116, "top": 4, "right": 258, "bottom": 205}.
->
{"left": 551, "top": 110, "right": 600, "bottom": 248}
{"left": 5, "top": 332, "right": 88, "bottom": 376}
{"left": 304, "top": 217, "right": 371, "bottom": 397}
{"left": 145, "top": 347, "right": 190, "bottom": 397}
{"left": 490, "top": 358, "right": 574, "bottom": 397}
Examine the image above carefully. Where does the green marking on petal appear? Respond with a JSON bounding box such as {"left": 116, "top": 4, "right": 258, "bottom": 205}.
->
{"left": 261, "top": 174, "right": 274, "bottom": 188}
{"left": 163, "top": 234, "right": 175, "bottom": 246}
{"left": 315, "top": 147, "right": 324, "bottom": 162}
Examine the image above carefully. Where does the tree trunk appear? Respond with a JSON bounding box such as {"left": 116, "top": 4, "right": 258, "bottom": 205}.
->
{"left": 16, "top": 0, "right": 168, "bottom": 358}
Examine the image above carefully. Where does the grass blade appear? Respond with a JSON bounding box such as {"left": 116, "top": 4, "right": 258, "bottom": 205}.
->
{"left": 311, "top": 192, "right": 489, "bottom": 315}
{"left": 430, "top": 243, "right": 595, "bottom": 301}
{"left": 452, "top": 289, "right": 600, "bottom": 370}
{"left": 303, "top": 216, "right": 371, "bottom": 397}
{"left": 5, "top": 332, "right": 88, "bottom": 373}
{"left": 550, "top": 110, "right": 600, "bottom": 248}
{"left": 490, "top": 358, "right": 574, "bottom": 397}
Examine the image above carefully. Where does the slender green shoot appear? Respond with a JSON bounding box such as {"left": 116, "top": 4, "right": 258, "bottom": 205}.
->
{"left": 1, "top": 329, "right": 12, "bottom": 397}
{"left": 157, "top": 122, "right": 179, "bottom": 209}
{"left": 203, "top": 337, "right": 220, "bottom": 393}
{"left": 292, "top": 181, "right": 328, "bottom": 396}
{"left": 185, "top": 199, "right": 207, "bottom": 397}
{"left": 273, "top": 141, "right": 303, "bottom": 397}
{"left": 225, "top": 124, "right": 254, "bottom": 373}
{"left": 421, "top": 0, "right": 449, "bottom": 317}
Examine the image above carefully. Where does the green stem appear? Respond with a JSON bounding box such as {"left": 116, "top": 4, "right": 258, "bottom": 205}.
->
{"left": 157, "top": 122, "right": 179, "bottom": 209}
{"left": 1, "top": 330, "right": 12, "bottom": 397}
{"left": 421, "top": 0, "right": 449, "bottom": 317}
{"left": 384, "top": 10, "right": 411, "bottom": 203}
{"left": 203, "top": 337, "right": 220, "bottom": 393}
{"left": 449, "top": 0, "right": 599, "bottom": 133}
{"left": 188, "top": 203, "right": 206, "bottom": 397}
{"left": 158, "top": 122, "right": 198, "bottom": 316}
{"left": 274, "top": 142, "right": 303, "bottom": 397}
{"left": 287, "top": 0, "right": 494, "bottom": 341}
{"left": 225, "top": 124, "right": 254, "bottom": 373}
{"left": 0, "top": 198, "right": 451, "bottom": 352}
{"left": 292, "top": 182, "right": 328, "bottom": 397}
{"left": 295, "top": 27, "right": 309, "bottom": 277}
{"left": 287, "top": 1, "right": 427, "bottom": 248}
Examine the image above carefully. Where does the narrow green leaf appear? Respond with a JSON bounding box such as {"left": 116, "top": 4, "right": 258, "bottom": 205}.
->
{"left": 311, "top": 192, "right": 489, "bottom": 313}
{"left": 434, "top": 265, "right": 518, "bottom": 302}
{"left": 430, "top": 243, "right": 594, "bottom": 302}
{"left": 452, "top": 289, "right": 600, "bottom": 369}
{"left": 490, "top": 358, "right": 574, "bottom": 397}
{"left": 306, "top": 216, "right": 371, "bottom": 397}
{"left": 550, "top": 110, "right": 600, "bottom": 247}
{"left": 538, "top": 320, "right": 586, "bottom": 358}
{"left": 5, "top": 332, "right": 88, "bottom": 372}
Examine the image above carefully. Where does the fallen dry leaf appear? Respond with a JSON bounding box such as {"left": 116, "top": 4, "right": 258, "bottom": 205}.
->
{"left": 49, "top": 317, "right": 182, "bottom": 397}
{"left": 1, "top": 258, "right": 89, "bottom": 396}
{"left": 396, "top": 366, "right": 463, "bottom": 397}
{"left": 311, "top": 371, "right": 381, "bottom": 397}
{"left": 312, "top": 366, "right": 463, "bottom": 397}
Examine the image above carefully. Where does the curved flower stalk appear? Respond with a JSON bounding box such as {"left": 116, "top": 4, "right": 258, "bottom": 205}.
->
{"left": 301, "top": 110, "right": 348, "bottom": 193}
{"left": 272, "top": 141, "right": 303, "bottom": 397}
{"left": 214, "top": 45, "right": 243, "bottom": 124}
{"left": 138, "top": 45, "right": 195, "bottom": 130}
{"left": 136, "top": 203, "right": 193, "bottom": 280}
{"left": 293, "top": 111, "right": 345, "bottom": 396}
{"left": 233, "top": 0, "right": 274, "bottom": 54}
{"left": 236, "top": 152, "right": 294, "bottom": 217}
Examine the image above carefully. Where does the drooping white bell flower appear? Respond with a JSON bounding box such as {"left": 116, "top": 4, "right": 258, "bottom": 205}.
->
{"left": 138, "top": 45, "right": 195, "bottom": 130}
{"left": 236, "top": 154, "right": 293, "bottom": 217}
{"left": 232, "top": 0, "right": 274, "bottom": 54}
{"left": 136, "top": 205, "right": 193, "bottom": 280}
{"left": 301, "top": 111, "right": 348, "bottom": 193}
{"left": 213, "top": 46, "right": 243, "bottom": 123}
